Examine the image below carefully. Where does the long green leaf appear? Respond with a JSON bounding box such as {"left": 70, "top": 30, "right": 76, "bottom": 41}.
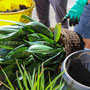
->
{"left": 16, "top": 71, "right": 23, "bottom": 90}
{"left": 41, "top": 51, "right": 62, "bottom": 66}
{"left": 58, "top": 78, "right": 65, "bottom": 90}
{"left": 40, "top": 64, "right": 44, "bottom": 90}
{"left": 28, "top": 33, "right": 40, "bottom": 41}
{"left": 48, "top": 72, "right": 53, "bottom": 90}
{"left": 22, "top": 26, "right": 35, "bottom": 34}
{"left": 0, "top": 41, "right": 24, "bottom": 46}
{"left": 0, "top": 29, "right": 26, "bottom": 41}
{"left": 54, "top": 23, "right": 62, "bottom": 42}
{"left": 1, "top": 67, "right": 14, "bottom": 90}
{"left": 26, "top": 22, "right": 53, "bottom": 39}
{"left": 7, "top": 47, "right": 28, "bottom": 59}
{"left": 21, "top": 15, "right": 35, "bottom": 22}
{"left": 38, "top": 37, "right": 54, "bottom": 44}
{"left": 37, "top": 66, "right": 40, "bottom": 90}
{"left": 7, "top": 44, "right": 26, "bottom": 56}
{"left": 23, "top": 67, "right": 29, "bottom": 90}
{"left": 32, "top": 68, "right": 35, "bottom": 89}
{"left": 0, "top": 58, "right": 23, "bottom": 64}
{"left": 16, "top": 61, "right": 26, "bottom": 89}
{"left": 35, "top": 68, "right": 45, "bottom": 88}
{"left": 45, "top": 70, "right": 65, "bottom": 90}
{"left": 1, "top": 82, "right": 11, "bottom": 90}
{"left": 0, "top": 28, "right": 18, "bottom": 34}
{"left": 0, "top": 25, "right": 22, "bottom": 29}
{"left": 0, "top": 45, "right": 13, "bottom": 49}
{"left": 27, "top": 44, "right": 53, "bottom": 54}
{"left": 0, "top": 19, "right": 26, "bottom": 26}
{"left": 21, "top": 65, "right": 32, "bottom": 89}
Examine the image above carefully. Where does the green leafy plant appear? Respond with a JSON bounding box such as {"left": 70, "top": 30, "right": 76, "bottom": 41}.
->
{"left": 0, "top": 62, "right": 65, "bottom": 90}
{"left": 54, "top": 23, "right": 61, "bottom": 43}
{"left": 0, "top": 15, "right": 65, "bottom": 83}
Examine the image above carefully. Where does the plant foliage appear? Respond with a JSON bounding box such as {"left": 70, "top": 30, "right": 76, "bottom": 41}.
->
{"left": 0, "top": 15, "right": 66, "bottom": 87}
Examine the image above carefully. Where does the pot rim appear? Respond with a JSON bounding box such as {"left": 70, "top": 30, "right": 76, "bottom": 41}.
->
{"left": 62, "top": 50, "right": 90, "bottom": 89}
{"left": 0, "top": 0, "right": 35, "bottom": 15}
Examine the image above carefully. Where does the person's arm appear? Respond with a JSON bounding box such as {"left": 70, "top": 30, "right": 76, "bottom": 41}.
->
{"left": 62, "top": 0, "right": 88, "bottom": 26}
{"left": 88, "top": 0, "right": 90, "bottom": 3}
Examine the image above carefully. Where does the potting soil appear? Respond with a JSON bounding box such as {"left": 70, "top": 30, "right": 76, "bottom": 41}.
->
{"left": 0, "top": 5, "right": 29, "bottom": 12}
{"left": 68, "top": 58, "right": 90, "bottom": 87}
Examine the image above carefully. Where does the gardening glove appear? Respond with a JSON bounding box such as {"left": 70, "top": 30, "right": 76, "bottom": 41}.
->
{"left": 62, "top": 0, "right": 88, "bottom": 26}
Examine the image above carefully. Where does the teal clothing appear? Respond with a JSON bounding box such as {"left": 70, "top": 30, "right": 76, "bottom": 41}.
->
{"left": 64, "top": 0, "right": 87, "bottom": 26}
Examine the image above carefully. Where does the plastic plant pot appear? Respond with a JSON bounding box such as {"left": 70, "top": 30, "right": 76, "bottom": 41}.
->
{"left": 61, "top": 50, "right": 90, "bottom": 90}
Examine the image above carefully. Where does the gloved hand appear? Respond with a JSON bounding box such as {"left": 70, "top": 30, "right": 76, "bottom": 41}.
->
{"left": 62, "top": 0, "right": 88, "bottom": 26}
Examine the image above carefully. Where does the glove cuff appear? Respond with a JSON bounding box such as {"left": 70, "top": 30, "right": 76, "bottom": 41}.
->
{"left": 76, "top": 0, "right": 88, "bottom": 6}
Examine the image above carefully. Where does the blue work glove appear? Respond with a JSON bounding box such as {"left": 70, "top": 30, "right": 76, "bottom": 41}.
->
{"left": 62, "top": 0, "right": 88, "bottom": 26}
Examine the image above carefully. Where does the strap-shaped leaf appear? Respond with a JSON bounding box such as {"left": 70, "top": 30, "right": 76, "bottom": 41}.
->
{"left": 28, "top": 33, "right": 40, "bottom": 42}
{"left": 7, "top": 47, "right": 28, "bottom": 59}
{"left": 26, "top": 21, "right": 53, "bottom": 39}
{"left": 27, "top": 44, "right": 62, "bottom": 54}
{"left": 21, "top": 15, "right": 35, "bottom": 22}
{"left": 0, "top": 25, "right": 22, "bottom": 29}
{"left": 54, "top": 23, "right": 62, "bottom": 42}
{"left": 27, "top": 44, "right": 53, "bottom": 54}
{"left": 1, "top": 67, "right": 14, "bottom": 90}
{"left": 0, "top": 29, "right": 18, "bottom": 34}
{"left": 0, "top": 41, "right": 24, "bottom": 49}
{"left": 7, "top": 44, "right": 26, "bottom": 57}
{"left": 0, "top": 19, "right": 26, "bottom": 26}
{"left": 0, "top": 29, "right": 25, "bottom": 41}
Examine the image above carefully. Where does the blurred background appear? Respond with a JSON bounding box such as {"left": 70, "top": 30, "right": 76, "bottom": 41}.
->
{"left": 32, "top": 0, "right": 75, "bottom": 30}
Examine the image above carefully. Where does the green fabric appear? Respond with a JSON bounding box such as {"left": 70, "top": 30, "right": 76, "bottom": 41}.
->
{"left": 64, "top": 0, "right": 87, "bottom": 24}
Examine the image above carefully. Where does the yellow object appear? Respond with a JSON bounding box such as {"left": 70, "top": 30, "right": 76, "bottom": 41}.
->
{"left": 0, "top": 0, "right": 35, "bottom": 26}
{"left": 0, "top": 0, "right": 11, "bottom": 11}
{"left": 11, "top": 0, "right": 32, "bottom": 10}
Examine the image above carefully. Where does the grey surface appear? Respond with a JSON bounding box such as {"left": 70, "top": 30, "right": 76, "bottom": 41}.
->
{"left": 34, "top": 0, "right": 68, "bottom": 28}
{"left": 32, "top": 0, "right": 75, "bottom": 30}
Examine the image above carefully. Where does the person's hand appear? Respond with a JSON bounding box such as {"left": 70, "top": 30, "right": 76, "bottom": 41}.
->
{"left": 62, "top": 0, "right": 87, "bottom": 26}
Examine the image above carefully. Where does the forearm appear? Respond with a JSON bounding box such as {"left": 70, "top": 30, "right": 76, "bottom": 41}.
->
{"left": 88, "top": 0, "right": 90, "bottom": 3}
{"left": 63, "top": 0, "right": 88, "bottom": 26}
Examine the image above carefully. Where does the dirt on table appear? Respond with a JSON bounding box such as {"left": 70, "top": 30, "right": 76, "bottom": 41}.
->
{"left": 68, "top": 58, "right": 90, "bottom": 87}
{"left": 0, "top": 5, "right": 29, "bottom": 12}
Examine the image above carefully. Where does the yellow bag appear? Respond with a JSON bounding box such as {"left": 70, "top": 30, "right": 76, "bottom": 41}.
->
{"left": 11, "top": 0, "right": 32, "bottom": 10}
{"left": 0, "top": 0, "right": 11, "bottom": 11}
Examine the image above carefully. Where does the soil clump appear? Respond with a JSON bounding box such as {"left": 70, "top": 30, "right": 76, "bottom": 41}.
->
{"left": 68, "top": 58, "right": 90, "bottom": 87}
{"left": 0, "top": 5, "right": 29, "bottom": 12}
